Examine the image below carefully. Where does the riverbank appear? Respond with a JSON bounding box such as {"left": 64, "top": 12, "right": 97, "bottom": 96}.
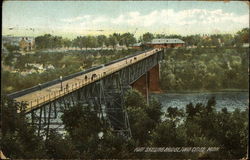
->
{"left": 156, "top": 88, "right": 249, "bottom": 94}
{"left": 151, "top": 91, "right": 248, "bottom": 112}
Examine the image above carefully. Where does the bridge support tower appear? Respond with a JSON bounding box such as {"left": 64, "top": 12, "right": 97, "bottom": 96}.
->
{"left": 131, "top": 63, "right": 162, "bottom": 103}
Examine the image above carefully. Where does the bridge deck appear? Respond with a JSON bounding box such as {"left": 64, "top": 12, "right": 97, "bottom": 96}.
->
{"left": 13, "top": 48, "right": 161, "bottom": 112}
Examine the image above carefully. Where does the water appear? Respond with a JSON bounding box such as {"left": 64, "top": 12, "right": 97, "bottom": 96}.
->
{"left": 151, "top": 91, "right": 249, "bottom": 112}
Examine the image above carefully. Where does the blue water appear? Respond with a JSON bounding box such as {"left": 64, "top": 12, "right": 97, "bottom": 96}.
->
{"left": 151, "top": 91, "right": 249, "bottom": 112}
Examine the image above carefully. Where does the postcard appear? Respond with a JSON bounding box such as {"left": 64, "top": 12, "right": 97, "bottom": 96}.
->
{"left": 1, "top": 1, "right": 249, "bottom": 159}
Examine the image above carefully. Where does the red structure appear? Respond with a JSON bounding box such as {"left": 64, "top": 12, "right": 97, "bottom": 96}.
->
{"left": 148, "top": 64, "right": 161, "bottom": 92}
{"left": 131, "top": 64, "right": 162, "bottom": 100}
{"left": 131, "top": 38, "right": 185, "bottom": 49}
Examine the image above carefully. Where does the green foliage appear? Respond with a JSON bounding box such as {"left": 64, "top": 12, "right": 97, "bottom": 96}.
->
{"left": 127, "top": 107, "right": 155, "bottom": 145}
{"left": 4, "top": 43, "right": 20, "bottom": 52}
{"left": 234, "top": 28, "right": 249, "bottom": 47}
{"left": 160, "top": 47, "right": 249, "bottom": 91}
{"left": 151, "top": 120, "right": 186, "bottom": 147}
{"left": 120, "top": 32, "right": 137, "bottom": 47}
{"left": 97, "top": 35, "right": 108, "bottom": 47}
{"left": 61, "top": 104, "right": 102, "bottom": 138}
{"left": 62, "top": 38, "right": 72, "bottom": 48}
{"left": 0, "top": 96, "right": 47, "bottom": 159}
{"left": 149, "top": 97, "right": 248, "bottom": 159}
{"left": 35, "top": 34, "right": 65, "bottom": 49}
{"left": 146, "top": 98, "right": 163, "bottom": 123}
{"left": 95, "top": 131, "right": 136, "bottom": 159}
{"left": 61, "top": 103, "right": 103, "bottom": 158}
{"left": 46, "top": 130, "right": 79, "bottom": 159}
{"left": 108, "top": 34, "right": 119, "bottom": 49}
{"left": 140, "top": 32, "right": 154, "bottom": 43}
{"left": 1, "top": 91, "right": 248, "bottom": 159}
{"left": 166, "top": 106, "right": 184, "bottom": 121}
{"left": 125, "top": 90, "right": 163, "bottom": 146}
{"left": 125, "top": 89, "right": 147, "bottom": 109}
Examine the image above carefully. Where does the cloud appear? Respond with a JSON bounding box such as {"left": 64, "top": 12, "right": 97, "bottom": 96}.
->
{"left": 61, "top": 15, "right": 91, "bottom": 22}
{"left": 59, "top": 8, "right": 248, "bottom": 34}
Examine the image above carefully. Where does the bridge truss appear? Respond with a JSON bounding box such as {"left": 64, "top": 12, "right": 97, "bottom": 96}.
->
{"left": 21, "top": 49, "right": 165, "bottom": 139}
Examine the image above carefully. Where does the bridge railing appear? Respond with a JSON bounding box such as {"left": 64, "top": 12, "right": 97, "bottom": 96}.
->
{"left": 26, "top": 67, "right": 119, "bottom": 111}
{"left": 7, "top": 66, "right": 103, "bottom": 99}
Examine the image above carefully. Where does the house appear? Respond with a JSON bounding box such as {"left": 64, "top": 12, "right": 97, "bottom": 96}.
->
{"left": 2, "top": 36, "right": 35, "bottom": 52}
{"left": 19, "top": 37, "right": 35, "bottom": 51}
{"left": 147, "top": 38, "right": 185, "bottom": 48}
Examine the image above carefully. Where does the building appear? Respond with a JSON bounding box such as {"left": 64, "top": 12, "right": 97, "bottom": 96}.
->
{"left": 131, "top": 38, "right": 185, "bottom": 49}
{"left": 131, "top": 42, "right": 142, "bottom": 50}
{"left": 147, "top": 38, "right": 185, "bottom": 48}
{"left": 2, "top": 36, "right": 35, "bottom": 51}
{"left": 19, "top": 37, "right": 35, "bottom": 51}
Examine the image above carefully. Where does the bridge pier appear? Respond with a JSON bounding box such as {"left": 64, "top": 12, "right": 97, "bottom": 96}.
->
{"left": 148, "top": 64, "right": 161, "bottom": 93}
{"left": 131, "top": 63, "right": 162, "bottom": 102}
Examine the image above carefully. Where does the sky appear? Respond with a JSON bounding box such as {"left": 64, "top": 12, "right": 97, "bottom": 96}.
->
{"left": 2, "top": 1, "right": 249, "bottom": 39}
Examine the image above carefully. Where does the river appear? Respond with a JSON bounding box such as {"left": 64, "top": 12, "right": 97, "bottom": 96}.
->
{"left": 151, "top": 91, "right": 249, "bottom": 112}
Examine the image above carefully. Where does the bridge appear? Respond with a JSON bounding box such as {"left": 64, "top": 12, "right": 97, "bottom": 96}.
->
{"left": 8, "top": 48, "right": 165, "bottom": 138}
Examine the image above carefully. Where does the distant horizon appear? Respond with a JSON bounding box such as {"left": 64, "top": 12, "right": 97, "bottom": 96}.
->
{"left": 2, "top": 27, "right": 248, "bottom": 40}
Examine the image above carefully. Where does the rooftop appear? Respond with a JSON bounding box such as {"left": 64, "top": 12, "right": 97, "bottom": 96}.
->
{"left": 150, "top": 38, "right": 185, "bottom": 44}
{"left": 131, "top": 42, "right": 142, "bottom": 47}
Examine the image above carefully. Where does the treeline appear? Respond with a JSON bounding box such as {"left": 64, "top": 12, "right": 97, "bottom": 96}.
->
{"left": 35, "top": 32, "right": 136, "bottom": 50}
{"left": 3, "top": 28, "right": 249, "bottom": 53}
{"left": 140, "top": 28, "right": 249, "bottom": 48}
{"left": 160, "top": 47, "right": 249, "bottom": 91}
{"left": 1, "top": 90, "right": 248, "bottom": 159}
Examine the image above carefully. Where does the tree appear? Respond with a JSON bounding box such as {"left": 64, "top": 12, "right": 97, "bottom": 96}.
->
{"left": 120, "top": 32, "right": 137, "bottom": 47}
{"left": 140, "top": 32, "right": 154, "bottom": 43}
{"left": 95, "top": 130, "right": 136, "bottom": 159}
{"left": 46, "top": 130, "right": 79, "bottom": 159}
{"left": 146, "top": 98, "right": 163, "bottom": 123}
{"left": 62, "top": 38, "right": 72, "bottom": 48}
{"left": 108, "top": 34, "right": 118, "bottom": 49}
{"left": 186, "top": 103, "right": 196, "bottom": 118}
{"left": 0, "top": 96, "right": 47, "bottom": 159}
{"left": 128, "top": 107, "right": 155, "bottom": 145}
{"left": 125, "top": 89, "right": 147, "bottom": 109}
{"left": 113, "top": 33, "right": 122, "bottom": 45}
{"left": 35, "top": 34, "right": 52, "bottom": 49}
{"left": 234, "top": 28, "right": 249, "bottom": 46}
{"left": 125, "top": 89, "right": 163, "bottom": 145}
{"left": 3, "top": 43, "right": 20, "bottom": 53}
{"left": 166, "top": 106, "right": 184, "bottom": 121}
{"left": 53, "top": 36, "right": 63, "bottom": 48}
{"left": 61, "top": 103, "right": 102, "bottom": 156}
{"left": 151, "top": 120, "right": 186, "bottom": 147}
{"left": 210, "top": 35, "right": 221, "bottom": 47}
{"left": 35, "top": 34, "right": 64, "bottom": 49}
{"left": 97, "top": 35, "right": 108, "bottom": 48}
{"left": 87, "top": 36, "right": 98, "bottom": 49}
{"left": 80, "top": 36, "right": 87, "bottom": 50}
